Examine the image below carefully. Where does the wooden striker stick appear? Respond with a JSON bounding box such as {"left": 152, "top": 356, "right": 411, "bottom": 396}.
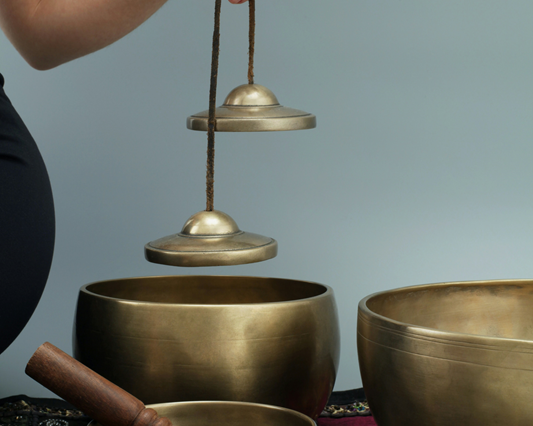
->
{"left": 25, "top": 342, "right": 172, "bottom": 426}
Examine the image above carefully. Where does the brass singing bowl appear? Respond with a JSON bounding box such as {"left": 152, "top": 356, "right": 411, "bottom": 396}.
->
{"left": 90, "top": 401, "right": 316, "bottom": 426}
{"left": 358, "top": 279, "right": 533, "bottom": 426}
{"left": 74, "top": 276, "right": 340, "bottom": 419}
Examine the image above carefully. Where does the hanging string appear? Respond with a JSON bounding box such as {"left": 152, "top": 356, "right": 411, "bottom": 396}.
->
{"left": 248, "top": 0, "right": 255, "bottom": 85}
{"left": 206, "top": 0, "right": 222, "bottom": 212}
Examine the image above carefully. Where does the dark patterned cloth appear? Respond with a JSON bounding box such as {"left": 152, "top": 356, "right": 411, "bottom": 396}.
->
{"left": 318, "top": 389, "right": 376, "bottom": 425}
{"left": 0, "top": 396, "right": 89, "bottom": 426}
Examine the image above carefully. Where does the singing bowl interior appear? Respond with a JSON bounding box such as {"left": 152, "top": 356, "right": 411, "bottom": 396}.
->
{"left": 90, "top": 401, "right": 316, "bottom": 426}
{"left": 83, "top": 275, "right": 327, "bottom": 303}
{"left": 364, "top": 280, "right": 533, "bottom": 339}
{"left": 74, "top": 276, "right": 340, "bottom": 419}
{"left": 357, "top": 279, "right": 533, "bottom": 426}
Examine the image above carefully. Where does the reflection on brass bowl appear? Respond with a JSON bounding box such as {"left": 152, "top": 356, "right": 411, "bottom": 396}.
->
{"left": 74, "top": 276, "right": 340, "bottom": 419}
{"left": 89, "top": 401, "right": 316, "bottom": 426}
{"left": 358, "top": 279, "right": 533, "bottom": 426}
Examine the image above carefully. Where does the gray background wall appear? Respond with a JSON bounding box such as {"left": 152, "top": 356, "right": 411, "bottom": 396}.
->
{"left": 1, "top": 0, "right": 533, "bottom": 397}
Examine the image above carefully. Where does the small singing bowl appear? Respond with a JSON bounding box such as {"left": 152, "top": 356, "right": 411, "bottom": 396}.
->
{"left": 90, "top": 401, "right": 316, "bottom": 426}
{"left": 74, "top": 276, "right": 340, "bottom": 419}
{"left": 89, "top": 401, "right": 316, "bottom": 426}
{"left": 358, "top": 279, "right": 533, "bottom": 426}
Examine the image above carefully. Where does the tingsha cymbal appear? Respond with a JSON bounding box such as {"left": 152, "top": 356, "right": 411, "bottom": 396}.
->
{"left": 187, "top": 84, "right": 316, "bottom": 132}
{"left": 145, "top": 210, "right": 277, "bottom": 267}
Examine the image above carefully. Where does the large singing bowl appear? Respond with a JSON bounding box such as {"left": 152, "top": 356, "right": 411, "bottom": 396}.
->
{"left": 74, "top": 275, "right": 340, "bottom": 419}
{"left": 357, "top": 279, "right": 533, "bottom": 426}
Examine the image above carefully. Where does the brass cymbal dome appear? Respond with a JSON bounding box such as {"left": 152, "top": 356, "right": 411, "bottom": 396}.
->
{"left": 145, "top": 210, "right": 277, "bottom": 267}
{"left": 181, "top": 210, "right": 240, "bottom": 236}
{"left": 224, "top": 84, "right": 280, "bottom": 106}
{"left": 187, "top": 84, "right": 316, "bottom": 132}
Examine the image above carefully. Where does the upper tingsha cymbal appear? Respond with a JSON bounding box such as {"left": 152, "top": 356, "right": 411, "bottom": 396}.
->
{"left": 187, "top": 84, "right": 316, "bottom": 132}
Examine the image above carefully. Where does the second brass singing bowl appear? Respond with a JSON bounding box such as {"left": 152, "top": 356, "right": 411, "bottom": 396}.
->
{"left": 74, "top": 275, "right": 340, "bottom": 419}
{"left": 90, "top": 401, "right": 316, "bottom": 426}
{"left": 358, "top": 279, "right": 533, "bottom": 426}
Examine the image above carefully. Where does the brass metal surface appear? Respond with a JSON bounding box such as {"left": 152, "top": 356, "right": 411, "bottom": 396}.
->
{"left": 357, "top": 279, "right": 533, "bottom": 426}
{"left": 90, "top": 401, "right": 316, "bottom": 426}
{"left": 74, "top": 275, "right": 340, "bottom": 419}
{"left": 187, "top": 84, "right": 316, "bottom": 132}
{"left": 145, "top": 210, "right": 277, "bottom": 267}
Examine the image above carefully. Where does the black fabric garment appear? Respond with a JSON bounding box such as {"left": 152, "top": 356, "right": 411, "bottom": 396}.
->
{"left": 0, "top": 73, "right": 55, "bottom": 354}
{"left": 326, "top": 388, "right": 366, "bottom": 406}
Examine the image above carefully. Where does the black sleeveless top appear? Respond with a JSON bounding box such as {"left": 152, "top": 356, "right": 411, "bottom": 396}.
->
{"left": 0, "top": 73, "right": 55, "bottom": 354}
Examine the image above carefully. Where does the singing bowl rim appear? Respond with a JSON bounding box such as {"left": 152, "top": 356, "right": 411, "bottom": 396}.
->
{"left": 358, "top": 278, "right": 533, "bottom": 349}
{"left": 80, "top": 275, "right": 334, "bottom": 307}
{"left": 88, "top": 401, "right": 316, "bottom": 426}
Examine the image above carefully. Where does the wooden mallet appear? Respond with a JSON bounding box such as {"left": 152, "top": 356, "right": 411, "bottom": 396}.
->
{"left": 26, "top": 342, "right": 173, "bottom": 426}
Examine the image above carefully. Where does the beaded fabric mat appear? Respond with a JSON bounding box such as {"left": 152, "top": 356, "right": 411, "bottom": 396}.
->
{"left": 317, "top": 389, "right": 377, "bottom": 426}
{"left": 0, "top": 389, "right": 376, "bottom": 426}
{"left": 0, "top": 395, "right": 89, "bottom": 426}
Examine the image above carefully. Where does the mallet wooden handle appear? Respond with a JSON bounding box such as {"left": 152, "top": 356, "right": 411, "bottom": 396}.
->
{"left": 26, "top": 342, "right": 172, "bottom": 426}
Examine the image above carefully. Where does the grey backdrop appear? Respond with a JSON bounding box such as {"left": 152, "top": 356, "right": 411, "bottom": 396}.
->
{"left": 1, "top": 0, "right": 533, "bottom": 397}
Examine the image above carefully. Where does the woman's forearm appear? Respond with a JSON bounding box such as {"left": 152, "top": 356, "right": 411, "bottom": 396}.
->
{"left": 0, "top": 0, "right": 171, "bottom": 70}
{"left": 1, "top": 0, "right": 248, "bottom": 70}
{"left": 0, "top": 0, "right": 163, "bottom": 70}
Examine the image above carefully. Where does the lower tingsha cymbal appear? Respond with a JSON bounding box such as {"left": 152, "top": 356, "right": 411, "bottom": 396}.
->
{"left": 145, "top": 210, "right": 277, "bottom": 267}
